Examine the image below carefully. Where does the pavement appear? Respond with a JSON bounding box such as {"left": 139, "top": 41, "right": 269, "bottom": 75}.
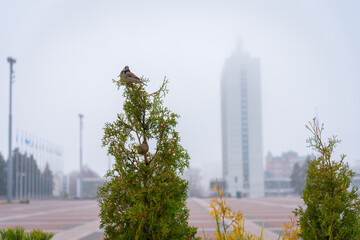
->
{"left": 0, "top": 197, "right": 303, "bottom": 240}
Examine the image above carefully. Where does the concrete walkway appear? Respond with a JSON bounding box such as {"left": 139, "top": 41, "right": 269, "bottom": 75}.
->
{"left": 0, "top": 197, "right": 303, "bottom": 240}
{"left": 53, "top": 219, "right": 102, "bottom": 240}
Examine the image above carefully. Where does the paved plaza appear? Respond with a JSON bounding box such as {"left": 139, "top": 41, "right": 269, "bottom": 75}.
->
{"left": 0, "top": 197, "right": 303, "bottom": 240}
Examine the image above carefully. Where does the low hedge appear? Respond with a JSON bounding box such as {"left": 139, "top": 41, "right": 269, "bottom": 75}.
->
{"left": 0, "top": 226, "right": 54, "bottom": 240}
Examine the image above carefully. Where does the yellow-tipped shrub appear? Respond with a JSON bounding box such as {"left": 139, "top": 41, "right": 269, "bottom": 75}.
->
{"left": 204, "top": 180, "right": 263, "bottom": 240}
{"left": 281, "top": 217, "right": 301, "bottom": 240}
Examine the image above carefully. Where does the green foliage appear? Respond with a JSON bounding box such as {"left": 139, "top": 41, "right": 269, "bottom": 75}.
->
{"left": 0, "top": 226, "right": 54, "bottom": 240}
{"left": 0, "top": 226, "right": 25, "bottom": 240}
{"left": 98, "top": 76, "right": 197, "bottom": 239}
{"left": 294, "top": 118, "right": 360, "bottom": 239}
{"left": 26, "top": 229, "right": 54, "bottom": 240}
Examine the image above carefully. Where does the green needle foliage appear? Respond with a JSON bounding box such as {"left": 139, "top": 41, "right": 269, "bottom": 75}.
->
{"left": 98, "top": 74, "right": 197, "bottom": 239}
{"left": 0, "top": 226, "right": 54, "bottom": 240}
{"left": 294, "top": 118, "right": 360, "bottom": 239}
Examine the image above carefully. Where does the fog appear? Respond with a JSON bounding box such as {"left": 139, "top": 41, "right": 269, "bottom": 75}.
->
{"left": 1, "top": 1, "right": 359, "bottom": 187}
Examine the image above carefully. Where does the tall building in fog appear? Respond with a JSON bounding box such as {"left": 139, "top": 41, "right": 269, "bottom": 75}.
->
{"left": 221, "top": 45, "right": 264, "bottom": 197}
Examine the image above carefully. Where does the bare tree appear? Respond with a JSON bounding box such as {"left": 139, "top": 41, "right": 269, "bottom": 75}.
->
{"left": 183, "top": 167, "right": 203, "bottom": 197}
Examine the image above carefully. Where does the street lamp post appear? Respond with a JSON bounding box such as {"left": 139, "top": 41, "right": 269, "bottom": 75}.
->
{"left": 79, "top": 114, "right": 84, "bottom": 199}
{"left": 7, "top": 57, "right": 16, "bottom": 203}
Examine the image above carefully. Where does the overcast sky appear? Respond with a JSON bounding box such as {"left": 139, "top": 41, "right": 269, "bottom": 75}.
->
{"left": 1, "top": 1, "right": 359, "bottom": 185}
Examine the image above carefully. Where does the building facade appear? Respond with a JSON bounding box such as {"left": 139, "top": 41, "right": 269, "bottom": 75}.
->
{"left": 77, "top": 177, "right": 105, "bottom": 199}
{"left": 265, "top": 151, "right": 312, "bottom": 196}
{"left": 221, "top": 46, "right": 264, "bottom": 197}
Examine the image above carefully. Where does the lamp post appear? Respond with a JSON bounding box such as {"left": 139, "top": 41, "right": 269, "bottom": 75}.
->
{"left": 7, "top": 57, "right": 16, "bottom": 203}
{"left": 78, "top": 114, "right": 84, "bottom": 199}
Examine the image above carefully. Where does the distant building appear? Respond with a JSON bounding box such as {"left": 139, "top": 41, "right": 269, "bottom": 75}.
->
{"left": 265, "top": 151, "right": 303, "bottom": 179}
{"left": 265, "top": 151, "right": 311, "bottom": 196}
{"left": 69, "top": 165, "right": 101, "bottom": 198}
{"left": 77, "top": 177, "right": 105, "bottom": 199}
{"left": 221, "top": 45, "right": 264, "bottom": 197}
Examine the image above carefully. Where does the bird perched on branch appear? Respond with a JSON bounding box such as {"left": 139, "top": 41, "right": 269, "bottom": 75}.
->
{"left": 139, "top": 139, "right": 149, "bottom": 155}
{"left": 119, "top": 66, "right": 147, "bottom": 85}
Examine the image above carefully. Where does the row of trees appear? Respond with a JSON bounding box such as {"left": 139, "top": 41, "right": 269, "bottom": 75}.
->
{"left": 0, "top": 148, "right": 53, "bottom": 199}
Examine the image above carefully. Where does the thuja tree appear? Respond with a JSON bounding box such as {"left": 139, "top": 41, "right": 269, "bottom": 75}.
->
{"left": 98, "top": 73, "right": 197, "bottom": 239}
{"left": 294, "top": 118, "right": 360, "bottom": 239}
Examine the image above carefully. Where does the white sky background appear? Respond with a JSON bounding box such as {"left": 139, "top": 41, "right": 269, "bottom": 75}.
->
{"left": 0, "top": 1, "right": 359, "bottom": 186}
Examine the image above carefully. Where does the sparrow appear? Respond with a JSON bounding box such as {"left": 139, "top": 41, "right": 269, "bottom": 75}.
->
{"left": 119, "top": 66, "right": 146, "bottom": 85}
{"left": 139, "top": 139, "right": 149, "bottom": 155}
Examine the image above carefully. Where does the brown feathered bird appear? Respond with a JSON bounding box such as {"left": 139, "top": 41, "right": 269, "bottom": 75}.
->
{"left": 119, "top": 66, "right": 146, "bottom": 85}
{"left": 139, "top": 139, "right": 149, "bottom": 155}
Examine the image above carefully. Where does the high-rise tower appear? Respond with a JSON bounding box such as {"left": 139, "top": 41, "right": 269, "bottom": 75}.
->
{"left": 221, "top": 46, "right": 264, "bottom": 197}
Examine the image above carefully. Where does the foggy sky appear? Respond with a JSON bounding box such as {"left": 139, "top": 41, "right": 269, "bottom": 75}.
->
{"left": 1, "top": 1, "right": 360, "bottom": 186}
